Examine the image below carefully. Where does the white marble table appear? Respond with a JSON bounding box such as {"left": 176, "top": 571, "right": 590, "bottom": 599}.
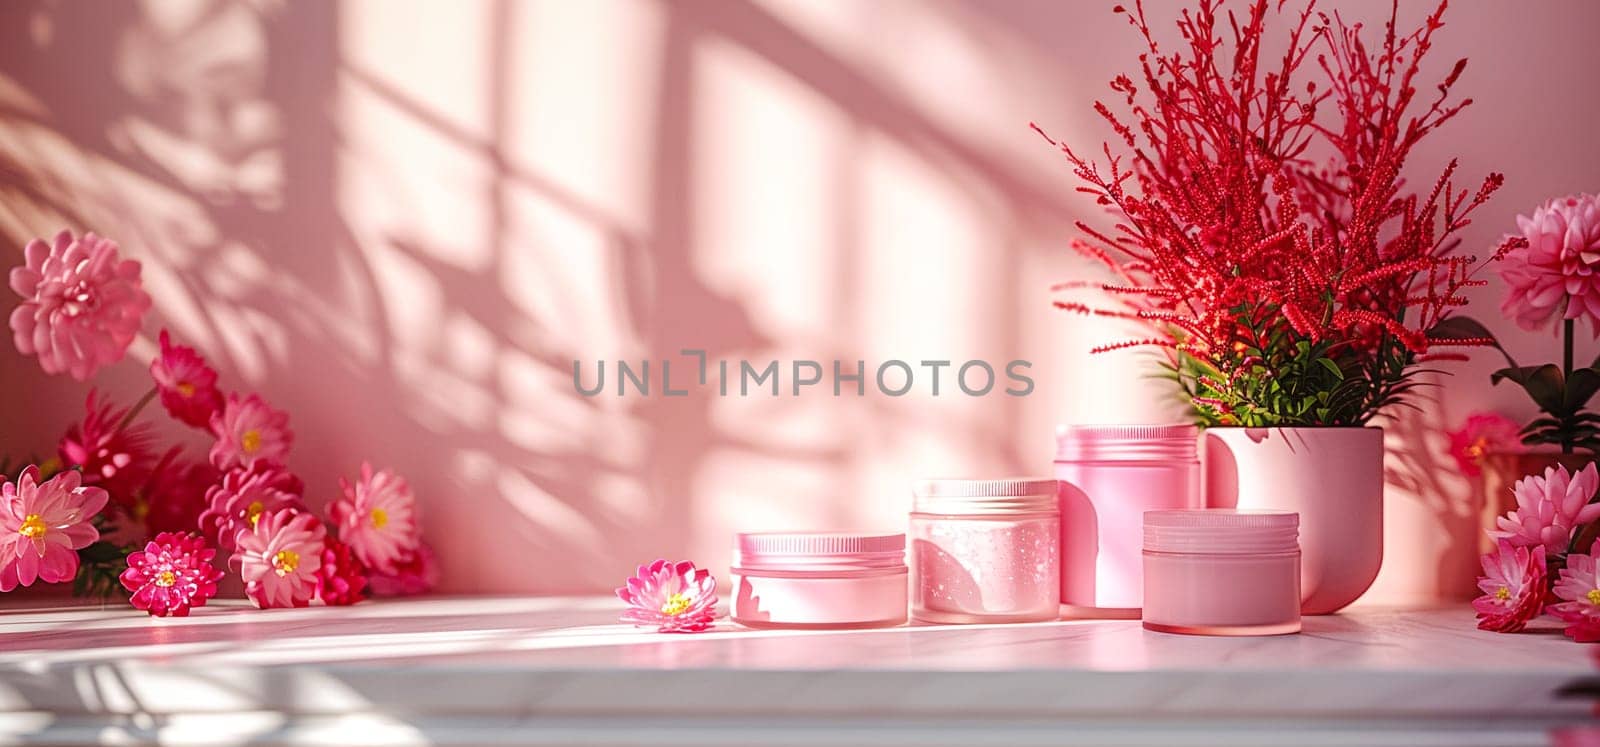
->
{"left": 0, "top": 596, "right": 1592, "bottom": 746}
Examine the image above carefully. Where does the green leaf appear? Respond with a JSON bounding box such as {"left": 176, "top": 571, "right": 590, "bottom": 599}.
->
{"left": 1492, "top": 364, "right": 1567, "bottom": 414}
{"left": 1567, "top": 368, "right": 1600, "bottom": 413}
{"left": 1315, "top": 357, "right": 1344, "bottom": 380}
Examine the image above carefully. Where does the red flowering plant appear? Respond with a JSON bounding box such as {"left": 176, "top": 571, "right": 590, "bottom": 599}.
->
{"left": 1040, "top": 0, "right": 1523, "bottom": 426}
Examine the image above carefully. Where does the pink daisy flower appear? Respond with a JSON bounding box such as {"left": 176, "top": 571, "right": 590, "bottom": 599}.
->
{"left": 0, "top": 466, "right": 109, "bottom": 591}
{"left": 1551, "top": 547, "right": 1600, "bottom": 643}
{"left": 1499, "top": 194, "right": 1600, "bottom": 332}
{"left": 1473, "top": 540, "right": 1548, "bottom": 633}
{"left": 119, "top": 532, "right": 223, "bottom": 617}
{"left": 313, "top": 536, "right": 368, "bottom": 607}
{"left": 198, "top": 463, "right": 304, "bottom": 550}
{"left": 616, "top": 559, "right": 718, "bottom": 633}
{"left": 1445, "top": 412, "right": 1523, "bottom": 478}
{"left": 368, "top": 543, "right": 439, "bottom": 597}
{"left": 1491, "top": 463, "right": 1600, "bottom": 554}
{"left": 234, "top": 508, "right": 325, "bottom": 609}
{"left": 58, "top": 390, "right": 154, "bottom": 507}
{"left": 8, "top": 230, "right": 151, "bottom": 381}
{"left": 327, "top": 463, "right": 421, "bottom": 575}
{"left": 209, "top": 393, "right": 292, "bottom": 471}
{"left": 150, "top": 330, "right": 224, "bottom": 429}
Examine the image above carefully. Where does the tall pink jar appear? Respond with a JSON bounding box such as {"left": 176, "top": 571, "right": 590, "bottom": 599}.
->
{"left": 910, "top": 478, "right": 1060, "bottom": 624}
{"left": 1142, "top": 509, "right": 1301, "bottom": 636}
{"left": 1055, "top": 424, "right": 1200, "bottom": 617}
{"left": 731, "top": 532, "right": 908, "bottom": 629}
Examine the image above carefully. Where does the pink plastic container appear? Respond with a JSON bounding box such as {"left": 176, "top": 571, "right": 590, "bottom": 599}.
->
{"left": 1142, "top": 509, "right": 1301, "bottom": 636}
{"left": 730, "top": 532, "right": 908, "bottom": 629}
{"left": 1056, "top": 424, "right": 1200, "bottom": 617}
{"left": 910, "top": 478, "right": 1060, "bottom": 624}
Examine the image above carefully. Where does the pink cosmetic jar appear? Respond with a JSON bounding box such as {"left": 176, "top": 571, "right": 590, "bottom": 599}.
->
{"left": 731, "top": 532, "right": 908, "bottom": 629}
{"left": 1055, "top": 424, "right": 1200, "bottom": 617}
{"left": 910, "top": 478, "right": 1060, "bottom": 624}
{"left": 1142, "top": 509, "right": 1301, "bottom": 636}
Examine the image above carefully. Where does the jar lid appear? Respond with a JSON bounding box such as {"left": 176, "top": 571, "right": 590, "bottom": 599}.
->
{"left": 911, "top": 477, "right": 1059, "bottom": 515}
{"left": 734, "top": 531, "right": 906, "bottom": 571}
{"left": 1143, "top": 509, "right": 1299, "bottom": 555}
{"left": 1056, "top": 423, "right": 1198, "bottom": 462}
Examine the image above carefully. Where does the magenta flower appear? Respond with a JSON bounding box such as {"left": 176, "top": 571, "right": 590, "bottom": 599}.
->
{"left": 58, "top": 390, "right": 154, "bottom": 507}
{"left": 209, "top": 393, "right": 292, "bottom": 471}
{"left": 1445, "top": 412, "right": 1523, "bottom": 478}
{"left": 1491, "top": 463, "right": 1600, "bottom": 554}
{"left": 234, "top": 508, "right": 325, "bottom": 609}
{"left": 313, "top": 536, "right": 368, "bottom": 607}
{"left": 119, "top": 532, "right": 223, "bottom": 617}
{"left": 0, "top": 466, "right": 108, "bottom": 591}
{"left": 327, "top": 463, "right": 421, "bottom": 575}
{"left": 8, "top": 230, "right": 150, "bottom": 381}
{"left": 1550, "top": 547, "right": 1600, "bottom": 643}
{"left": 198, "top": 463, "right": 304, "bottom": 550}
{"left": 616, "top": 559, "right": 718, "bottom": 633}
{"left": 1473, "top": 540, "right": 1548, "bottom": 633}
{"left": 139, "top": 456, "right": 217, "bottom": 537}
{"left": 1499, "top": 194, "right": 1600, "bottom": 332}
{"left": 368, "top": 543, "right": 439, "bottom": 597}
{"left": 150, "top": 330, "right": 224, "bottom": 429}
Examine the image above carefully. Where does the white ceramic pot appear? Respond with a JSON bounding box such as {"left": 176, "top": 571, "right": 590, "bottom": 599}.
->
{"left": 1203, "top": 427, "right": 1384, "bottom": 615}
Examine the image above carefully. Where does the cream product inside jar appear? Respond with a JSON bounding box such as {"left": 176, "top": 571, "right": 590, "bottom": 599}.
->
{"left": 731, "top": 532, "right": 908, "bottom": 629}
{"left": 910, "top": 477, "right": 1060, "bottom": 624}
{"left": 1142, "top": 509, "right": 1301, "bottom": 636}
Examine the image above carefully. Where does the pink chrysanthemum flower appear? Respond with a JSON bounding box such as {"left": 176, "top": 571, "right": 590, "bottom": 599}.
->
{"left": 313, "top": 536, "right": 368, "bottom": 607}
{"left": 1473, "top": 540, "right": 1549, "bottom": 633}
{"left": 8, "top": 230, "right": 151, "bottom": 381}
{"left": 1550, "top": 547, "right": 1600, "bottom": 643}
{"left": 58, "top": 390, "right": 154, "bottom": 507}
{"left": 368, "top": 543, "right": 439, "bottom": 597}
{"left": 328, "top": 463, "right": 421, "bottom": 575}
{"left": 150, "top": 330, "right": 224, "bottom": 429}
{"left": 234, "top": 508, "right": 325, "bottom": 609}
{"left": 119, "top": 532, "right": 223, "bottom": 617}
{"left": 198, "top": 463, "right": 304, "bottom": 550}
{"left": 209, "top": 393, "right": 292, "bottom": 471}
{"left": 1491, "top": 463, "right": 1600, "bottom": 554}
{"left": 0, "top": 466, "right": 108, "bottom": 591}
{"left": 1499, "top": 193, "right": 1600, "bottom": 332}
{"left": 138, "top": 455, "right": 217, "bottom": 537}
{"left": 1446, "top": 412, "right": 1523, "bottom": 478}
{"left": 616, "top": 559, "right": 718, "bottom": 633}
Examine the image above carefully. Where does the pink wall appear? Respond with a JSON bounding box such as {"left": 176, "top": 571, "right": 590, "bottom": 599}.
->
{"left": 1, "top": 0, "right": 1597, "bottom": 598}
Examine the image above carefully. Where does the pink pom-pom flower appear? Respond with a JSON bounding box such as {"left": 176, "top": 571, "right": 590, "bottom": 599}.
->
{"left": 328, "top": 463, "right": 421, "bottom": 575}
{"left": 8, "top": 230, "right": 150, "bottom": 381}
{"left": 313, "top": 536, "right": 368, "bottom": 607}
{"left": 0, "top": 466, "right": 108, "bottom": 591}
{"left": 616, "top": 559, "right": 718, "bottom": 633}
{"left": 368, "top": 543, "right": 439, "bottom": 597}
{"left": 1473, "top": 540, "right": 1549, "bottom": 633}
{"left": 1445, "top": 412, "right": 1523, "bottom": 478}
{"left": 1499, "top": 194, "right": 1600, "bottom": 333}
{"left": 209, "top": 393, "right": 293, "bottom": 471}
{"left": 234, "top": 508, "right": 326, "bottom": 609}
{"left": 120, "top": 532, "right": 224, "bottom": 617}
{"left": 198, "top": 463, "right": 304, "bottom": 551}
{"left": 1550, "top": 545, "right": 1600, "bottom": 643}
{"left": 1491, "top": 463, "right": 1600, "bottom": 554}
{"left": 150, "top": 330, "right": 224, "bottom": 429}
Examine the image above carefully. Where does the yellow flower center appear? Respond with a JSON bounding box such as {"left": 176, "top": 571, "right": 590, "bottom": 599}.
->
{"left": 370, "top": 508, "right": 388, "bottom": 529}
{"left": 1494, "top": 587, "right": 1511, "bottom": 601}
{"left": 18, "top": 514, "right": 46, "bottom": 539}
{"left": 155, "top": 570, "right": 177, "bottom": 587}
{"left": 1463, "top": 437, "right": 1488, "bottom": 462}
{"left": 177, "top": 382, "right": 196, "bottom": 397}
{"left": 272, "top": 549, "right": 300, "bottom": 576}
{"left": 241, "top": 429, "right": 263, "bottom": 455}
{"left": 659, "top": 592, "right": 692, "bottom": 616}
{"left": 246, "top": 501, "right": 266, "bottom": 527}
{"left": 1588, "top": 589, "right": 1600, "bottom": 606}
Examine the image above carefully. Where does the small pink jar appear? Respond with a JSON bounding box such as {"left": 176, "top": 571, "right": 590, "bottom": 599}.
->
{"left": 910, "top": 478, "right": 1060, "bottom": 624}
{"left": 1142, "top": 509, "right": 1301, "bottom": 636}
{"left": 1056, "top": 424, "right": 1200, "bottom": 617}
{"left": 731, "top": 532, "right": 908, "bottom": 629}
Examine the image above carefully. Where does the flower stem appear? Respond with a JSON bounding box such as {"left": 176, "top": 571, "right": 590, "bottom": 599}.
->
{"left": 116, "top": 386, "right": 158, "bottom": 434}
{"left": 1564, "top": 318, "right": 1575, "bottom": 455}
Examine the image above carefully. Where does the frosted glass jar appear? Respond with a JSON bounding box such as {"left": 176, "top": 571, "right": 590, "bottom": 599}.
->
{"left": 1142, "top": 509, "right": 1301, "bottom": 636}
{"left": 1056, "top": 424, "right": 1200, "bottom": 617}
{"left": 731, "top": 532, "right": 908, "bottom": 630}
{"left": 910, "top": 478, "right": 1060, "bottom": 624}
